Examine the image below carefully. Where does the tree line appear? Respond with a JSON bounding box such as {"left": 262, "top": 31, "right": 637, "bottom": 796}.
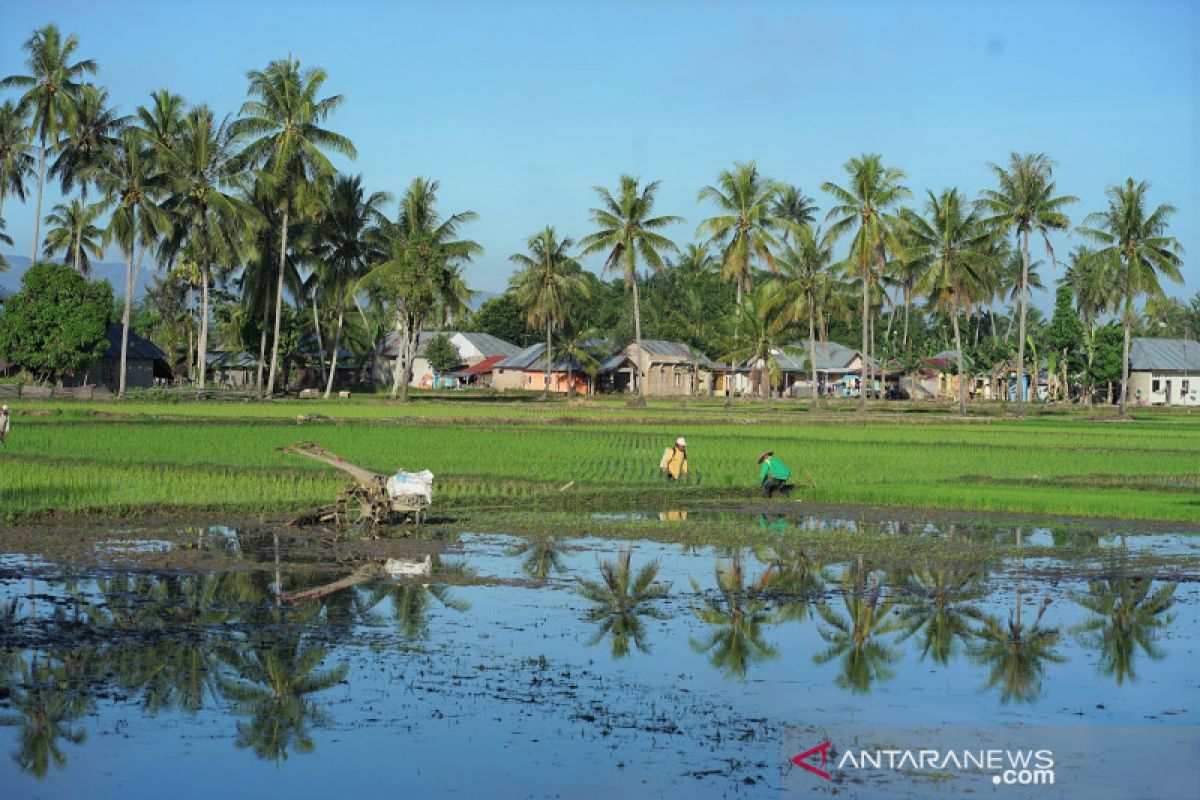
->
{"left": 0, "top": 23, "right": 1192, "bottom": 415}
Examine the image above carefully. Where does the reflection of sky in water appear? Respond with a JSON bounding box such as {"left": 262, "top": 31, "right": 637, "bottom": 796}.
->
{"left": 0, "top": 523, "right": 1195, "bottom": 798}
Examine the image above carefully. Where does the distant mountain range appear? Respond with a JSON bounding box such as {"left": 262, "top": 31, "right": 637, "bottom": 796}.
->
{"left": 1, "top": 254, "right": 145, "bottom": 299}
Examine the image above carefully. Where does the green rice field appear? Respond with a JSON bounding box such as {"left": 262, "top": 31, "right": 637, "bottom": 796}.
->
{"left": 2, "top": 396, "right": 1199, "bottom": 522}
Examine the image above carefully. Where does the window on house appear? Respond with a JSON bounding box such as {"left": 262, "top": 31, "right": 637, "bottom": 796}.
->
{"left": 674, "top": 371, "right": 681, "bottom": 386}
{"left": 1182, "top": 380, "right": 1189, "bottom": 396}
{"left": 1152, "top": 379, "right": 1161, "bottom": 393}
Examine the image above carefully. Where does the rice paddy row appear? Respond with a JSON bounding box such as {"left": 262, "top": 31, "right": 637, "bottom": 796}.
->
{"left": 3, "top": 399, "right": 1199, "bottom": 522}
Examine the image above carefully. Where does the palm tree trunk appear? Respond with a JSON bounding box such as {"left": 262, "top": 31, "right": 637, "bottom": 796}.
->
{"left": 256, "top": 299, "right": 268, "bottom": 392}
{"left": 266, "top": 203, "right": 289, "bottom": 396}
{"left": 859, "top": 257, "right": 869, "bottom": 413}
{"left": 119, "top": 247, "right": 135, "bottom": 398}
{"left": 952, "top": 300, "right": 966, "bottom": 416}
{"left": 902, "top": 286, "right": 911, "bottom": 352}
{"left": 323, "top": 308, "right": 344, "bottom": 399}
{"left": 389, "top": 314, "right": 405, "bottom": 400}
{"left": 399, "top": 324, "right": 419, "bottom": 402}
{"left": 1119, "top": 295, "right": 1132, "bottom": 417}
{"left": 632, "top": 278, "right": 646, "bottom": 405}
{"left": 311, "top": 292, "right": 327, "bottom": 388}
{"left": 197, "top": 266, "right": 210, "bottom": 392}
{"left": 1084, "top": 318, "right": 1095, "bottom": 408}
{"left": 808, "top": 289, "right": 819, "bottom": 411}
{"left": 30, "top": 133, "right": 47, "bottom": 264}
{"left": 1015, "top": 230, "right": 1030, "bottom": 415}
{"left": 542, "top": 317, "right": 552, "bottom": 399}
{"left": 73, "top": 223, "right": 82, "bottom": 274}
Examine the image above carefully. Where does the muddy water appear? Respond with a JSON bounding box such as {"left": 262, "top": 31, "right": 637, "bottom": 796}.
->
{"left": 0, "top": 518, "right": 1196, "bottom": 799}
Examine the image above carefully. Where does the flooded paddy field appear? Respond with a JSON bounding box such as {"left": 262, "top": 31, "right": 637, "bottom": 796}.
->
{"left": 1, "top": 511, "right": 1197, "bottom": 799}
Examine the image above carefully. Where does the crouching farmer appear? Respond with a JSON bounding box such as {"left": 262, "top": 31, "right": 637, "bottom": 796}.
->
{"left": 758, "top": 451, "right": 792, "bottom": 498}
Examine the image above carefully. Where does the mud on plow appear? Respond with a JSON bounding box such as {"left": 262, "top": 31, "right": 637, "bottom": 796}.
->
{"left": 280, "top": 441, "right": 432, "bottom": 536}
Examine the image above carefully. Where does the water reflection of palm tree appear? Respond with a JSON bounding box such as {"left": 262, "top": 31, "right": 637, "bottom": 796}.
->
{"left": 218, "top": 634, "right": 348, "bottom": 763}
{"left": 813, "top": 559, "right": 902, "bottom": 693}
{"left": 366, "top": 556, "right": 472, "bottom": 640}
{"left": 895, "top": 564, "right": 987, "bottom": 664}
{"left": 510, "top": 534, "right": 568, "bottom": 580}
{"left": 752, "top": 540, "right": 824, "bottom": 623}
{"left": 1072, "top": 572, "right": 1176, "bottom": 686}
{"left": 576, "top": 549, "right": 671, "bottom": 658}
{"left": 970, "top": 527, "right": 1065, "bottom": 704}
{"left": 0, "top": 654, "right": 88, "bottom": 777}
{"left": 689, "top": 551, "right": 779, "bottom": 679}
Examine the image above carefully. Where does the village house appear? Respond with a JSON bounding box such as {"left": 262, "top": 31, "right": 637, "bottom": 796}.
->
{"left": 622, "top": 340, "right": 716, "bottom": 396}
{"left": 1129, "top": 337, "right": 1200, "bottom": 407}
{"left": 492, "top": 343, "right": 592, "bottom": 394}
{"left": 374, "top": 331, "right": 521, "bottom": 389}
{"left": 764, "top": 340, "right": 872, "bottom": 399}
{"left": 62, "top": 323, "right": 173, "bottom": 392}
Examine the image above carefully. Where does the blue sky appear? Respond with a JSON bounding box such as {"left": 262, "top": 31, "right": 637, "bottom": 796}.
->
{"left": 1, "top": 0, "right": 1196, "bottom": 303}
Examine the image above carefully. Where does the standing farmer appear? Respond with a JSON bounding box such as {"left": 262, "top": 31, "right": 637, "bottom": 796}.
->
{"left": 0, "top": 405, "right": 9, "bottom": 446}
{"left": 758, "top": 451, "right": 792, "bottom": 498}
{"left": 660, "top": 437, "right": 689, "bottom": 482}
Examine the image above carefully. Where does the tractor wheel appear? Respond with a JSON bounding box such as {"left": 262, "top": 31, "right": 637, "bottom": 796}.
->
{"left": 334, "top": 486, "right": 380, "bottom": 537}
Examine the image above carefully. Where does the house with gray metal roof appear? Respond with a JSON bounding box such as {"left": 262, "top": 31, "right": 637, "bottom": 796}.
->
{"left": 1129, "top": 337, "right": 1200, "bottom": 406}
{"left": 622, "top": 339, "right": 717, "bottom": 396}
{"left": 61, "top": 323, "right": 172, "bottom": 392}
{"left": 374, "top": 330, "right": 522, "bottom": 388}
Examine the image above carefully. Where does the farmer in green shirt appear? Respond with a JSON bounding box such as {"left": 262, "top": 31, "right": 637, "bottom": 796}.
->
{"left": 758, "top": 451, "right": 792, "bottom": 498}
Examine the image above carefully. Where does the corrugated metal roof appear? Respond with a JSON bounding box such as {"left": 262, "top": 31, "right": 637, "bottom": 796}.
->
{"left": 455, "top": 332, "right": 521, "bottom": 357}
{"left": 632, "top": 340, "right": 717, "bottom": 368}
{"left": 495, "top": 343, "right": 547, "bottom": 370}
{"left": 597, "top": 354, "right": 632, "bottom": 374}
{"left": 100, "top": 324, "right": 166, "bottom": 361}
{"left": 1130, "top": 338, "right": 1200, "bottom": 371}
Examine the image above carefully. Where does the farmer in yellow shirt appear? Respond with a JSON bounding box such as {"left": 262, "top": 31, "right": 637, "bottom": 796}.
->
{"left": 660, "top": 437, "right": 689, "bottom": 482}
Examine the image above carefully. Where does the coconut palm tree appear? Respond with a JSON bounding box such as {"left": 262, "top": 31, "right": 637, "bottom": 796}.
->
{"left": 1060, "top": 246, "right": 1119, "bottom": 405}
{"left": 509, "top": 534, "right": 569, "bottom": 580}
{"left": 1074, "top": 179, "right": 1184, "bottom": 416}
{"left": 576, "top": 549, "right": 671, "bottom": 658}
{"left": 158, "top": 104, "right": 255, "bottom": 390}
{"left": 0, "top": 99, "right": 35, "bottom": 219}
{"left": 822, "top": 154, "right": 910, "bottom": 412}
{"left": 509, "top": 226, "right": 590, "bottom": 397}
{"left": 49, "top": 84, "right": 127, "bottom": 272}
{"left": 234, "top": 57, "right": 356, "bottom": 395}
{"left": 697, "top": 161, "right": 787, "bottom": 308}
{"left": 0, "top": 24, "right": 98, "bottom": 262}
{"left": 689, "top": 551, "right": 779, "bottom": 679}
{"left": 768, "top": 225, "right": 834, "bottom": 409}
{"left": 363, "top": 177, "right": 480, "bottom": 400}
{"left": 579, "top": 175, "right": 681, "bottom": 404}
{"left": 94, "top": 128, "right": 172, "bottom": 397}
{"left": 136, "top": 89, "right": 188, "bottom": 172}
{"left": 41, "top": 199, "right": 104, "bottom": 274}
{"left": 979, "top": 153, "right": 1076, "bottom": 414}
{"left": 309, "top": 174, "right": 389, "bottom": 398}
{"left": 904, "top": 188, "right": 993, "bottom": 414}
{"left": 722, "top": 282, "right": 795, "bottom": 407}
{"left": 771, "top": 184, "right": 818, "bottom": 242}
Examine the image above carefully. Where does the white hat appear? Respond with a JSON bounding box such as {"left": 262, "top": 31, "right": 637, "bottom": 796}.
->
{"left": 676, "top": 437, "right": 687, "bottom": 447}
{"left": 1, "top": 405, "right": 7, "bottom": 411}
